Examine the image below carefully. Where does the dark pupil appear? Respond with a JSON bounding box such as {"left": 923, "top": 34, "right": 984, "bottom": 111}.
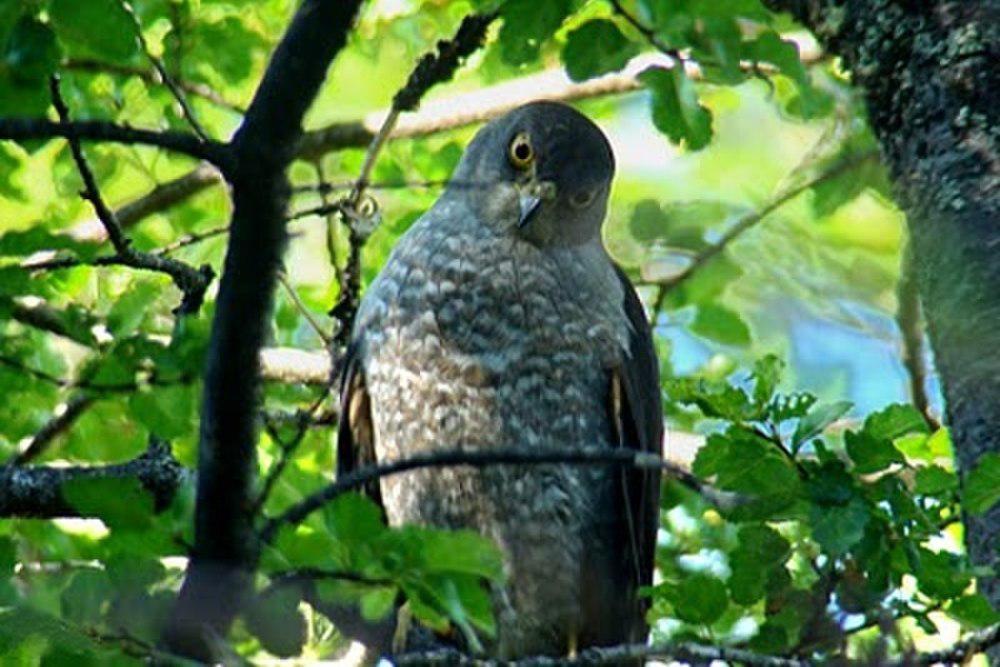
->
{"left": 514, "top": 142, "right": 531, "bottom": 161}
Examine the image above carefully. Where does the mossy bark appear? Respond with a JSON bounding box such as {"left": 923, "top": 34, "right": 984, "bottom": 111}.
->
{"left": 764, "top": 0, "right": 999, "bottom": 601}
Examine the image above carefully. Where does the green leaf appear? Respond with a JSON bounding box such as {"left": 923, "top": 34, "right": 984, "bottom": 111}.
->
{"left": 792, "top": 400, "right": 852, "bottom": 448}
{"left": 2, "top": 15, "right": 60, "bottom": 84}
{"left": 915, "top": 547, "right": 971, "bottom": 599}
{"left": 668, "top": 377, "right": 753, "bottom": 421}
{"left": 128, "top": 385, "right": 195, "bottom": 439}
{"left": 561, "top": 19, "right": 638, "bottom": 81}
{"left": 0, "top": 537, "right": 15, "bottom": 577}
{"left": 61, "top": 477, "right": 154, "bottom": 530}
{"left": 948, "top": 594, "right": 1000, "bottom": 630}
{"left": 664, "top": 573, "right": 728, "bottom": 625}
{"left": 244, "top": 588, "right": 307, "bottom": 658}
{"left": 845, "top": 429, "right": 904, "bottom": 474}
{"left": 499, "top": 0, "right": 573, "bottom": 65}
{"left": 107, "top": 280, "right": 161, "bottom": 338}
{"left": 751, "top": 354, "right": 783, "bottom": 407}
{"left": 964, "top": 453, "right": 1000, "bottom": 515}
{"left": 809, "top": 496, "right": 869, "bottom": 556}
{"left": 744, "top": 31, "right": 807, "bottom": 86}
{"left": 863, "top": 404, "right": 929, "bottom": 441}
{"left": 639, "top": 65, "right": 713, "bottom": 150}
{"left": 914, "top": 465, "right": 958, "bottom": 496}
{"left": 692, "top": 429, "right": 800, "bottom": 513}
{"left": 729, "top": 524, "right": 790, "bottom": 604}
{"left": 691, "top": 304, "right": 751, "bottom": 346}
{"left": 49, "top": 0, "right": 138, "bottom": 63}
{"left": 360, "top": 585, "right": 397, "bottom": 621}
{"left": 60, "top": 569, "right": 109, "bottom": 624}
{"left": 419, "top": 530, "right": 504, "bottom": 581}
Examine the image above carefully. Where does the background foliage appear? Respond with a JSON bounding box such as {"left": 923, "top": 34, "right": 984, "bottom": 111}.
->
{"left": 0, "top": 0, "right": 996, "bottom": 663}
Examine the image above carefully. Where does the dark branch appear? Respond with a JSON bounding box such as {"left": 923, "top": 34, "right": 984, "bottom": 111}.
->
{"left": 3, "top": 296, "right": 97, "bottom": 347}
{"left": 394, "top": 642, "right": 808, "bottom": 666}
{"left": 896, "top": 244, "right": 940, "bottom": 430}
{"left": 259, "top": 447, "right": 736, "bottom": 544}
{"left": 650, "top": 150, "right": 878, "bottom": 314}
{"left": 164, "top": 0, "right": 365, "bottom": 658}
{"left": 331, "top": 12, "right": 497, "bottom": 341}
{"left": 0, "top": 438, "right": 185, "bottom": 519}
{"left": 0, "top": 118, "right": 228, "bottom": 166}
{"left": 908, "top": 622, "right": 1000, "bottom": 666}
{"left": 9, "top": 394, "right": 96, "bottom": 465}
{"left": 48, "top": 76, "right": 215, "bottom": 315}
{"left": 121, "top": 0, "right": 209, "bottom": 141}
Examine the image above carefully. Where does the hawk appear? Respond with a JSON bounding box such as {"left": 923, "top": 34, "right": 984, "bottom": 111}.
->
{"left": 337, "top": 101, "right": 662, "bottom": 658}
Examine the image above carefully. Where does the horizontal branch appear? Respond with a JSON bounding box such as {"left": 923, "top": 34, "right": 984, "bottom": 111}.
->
{"left": 649, "top": 149, "right": 878, "bottom": 313}
{"left": 0, "top": 438, "right": 185, "bottom": 519}
{"left": 908, "top": 621, "right": 1000, "bottom": 666}
{"left": 394, "top": 642, "right": 807, "bottom": 666}
{"left": 260, "top": 446, "right": 735, "bottom": 544}
{"left": 259, "top": 347, "right": 333, "bottom": 384}
{"left": 0, "top": 118, "right": 229, "bottom": 167}
{"left": 74, "top": 36, "right": 823, "bottom": 243}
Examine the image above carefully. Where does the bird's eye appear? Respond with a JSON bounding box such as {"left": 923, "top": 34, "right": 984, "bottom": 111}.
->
{"left": 508, "top": 133, "right": 534, "bottom": 170}
{"left": 570, "top": 189, "right": 596, "bottom": 209}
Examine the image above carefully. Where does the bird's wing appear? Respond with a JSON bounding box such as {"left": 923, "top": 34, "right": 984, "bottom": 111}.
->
{"left": 336, "top": 341, "right": 384, "bottom": 509}
{"left": 594, "top": 265, "right": 663, "bottom": 643}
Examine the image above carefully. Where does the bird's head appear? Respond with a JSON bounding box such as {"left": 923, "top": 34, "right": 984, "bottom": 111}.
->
{"left": 449, "top": 101, "right": 615, "bottom": 246}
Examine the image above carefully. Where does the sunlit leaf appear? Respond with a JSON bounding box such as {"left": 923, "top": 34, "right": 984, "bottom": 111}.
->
{"left": 639, "top": 65, "right": 713, "bottom": 150}
{"left": 561, "top": 19, "right": 638, "bottom": 82}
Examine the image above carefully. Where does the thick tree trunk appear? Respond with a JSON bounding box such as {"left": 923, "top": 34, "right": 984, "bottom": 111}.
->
{"left": 764, "top": 0, "right": 999, "bottom": 601}
{"left": 162, "top": 0, "right": 363, "bottom": 659}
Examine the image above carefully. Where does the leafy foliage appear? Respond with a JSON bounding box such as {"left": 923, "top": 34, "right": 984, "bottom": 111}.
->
{"left": 656, "top": 356, "right": 988, "bottom": 656}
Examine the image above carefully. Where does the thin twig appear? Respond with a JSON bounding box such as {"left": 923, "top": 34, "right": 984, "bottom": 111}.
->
{"left": 896, "top": 243, "right": 940, "bottom": 430}
{"left": 259, "top": 447, "right": 737, "bottom": 544}
{"left": 48, "top": 75, "right": 215, "bottom": 315}
{"left": 608, "top": 0, "right": 687, "bottom": 62}
{"left": 277, "top": 270, "right": 332, "bottom": 345}
{"left": 121, "top": 1, "right": 209, "bottom": 140}
{"left": 9, "top": 394, "right": 96, "bottom": 465}
{"left": 63, "top": 58, "right": 245, "bottom": 113}
{"left": 253, "top": 389, "right": 333, "bottom": 515}
{"left": 649, "top": 150, "right": 879, "bottom": 315}
{"left": 156, "top": 224, "right": 230, "bottom": 255}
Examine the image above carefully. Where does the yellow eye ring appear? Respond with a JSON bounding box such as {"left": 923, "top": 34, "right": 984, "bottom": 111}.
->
{"left": 508, "top": 133, "right": 534, "bottom": 169}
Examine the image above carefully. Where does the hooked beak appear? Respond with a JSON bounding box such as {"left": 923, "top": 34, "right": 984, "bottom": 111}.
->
{"left": 516, "top": 180, "right": 556, "bottom": 228}
{"left": 518, "top": 193, "right": 542, "bottom": 228}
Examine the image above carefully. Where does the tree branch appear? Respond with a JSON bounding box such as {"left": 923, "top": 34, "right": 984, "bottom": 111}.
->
{"left": 120, "top": 0, "right": 209, "bottom": 141}
{"left": 330, "top": 11, "right": 498, "bottom": 345}
{"left": 896, "top": 243, "right": 940, "bottom": 430}
{"left": 259, "top": 447, "right": 736, "bottom": 545}
{"left": 650, "top": 150, "right": 878, "bottom": 314}
{"left": 8, "top": 394, "right": 96, "bottom": 465}
{"left": 48, "top": 76, "right": 215, "bottom": 316}
{"left": 58, "top": 37, "right": 823, "bottom": 245}
{"left": 163, "top": 0, "right": 365, "bottom": 658}
{"left": 0, "top": 438, "right": 185, "bottom": 519}
{"left": 0, "top": 118, "right": 228, "bottom": 166}
{"left": 394, "top": 642, "right": 808, "bottom": 666}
